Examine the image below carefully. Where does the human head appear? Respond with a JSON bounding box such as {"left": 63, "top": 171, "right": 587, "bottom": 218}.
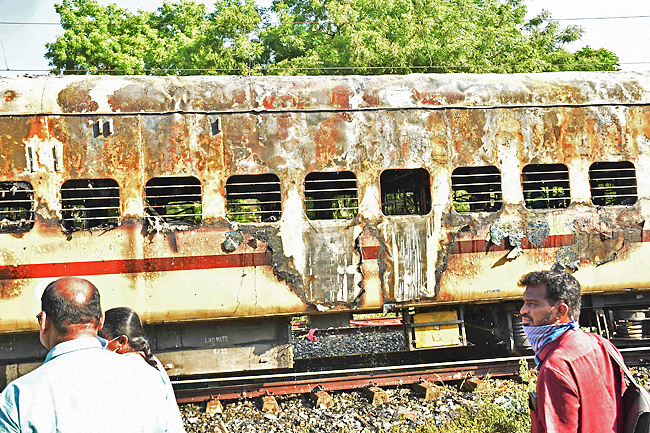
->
{"left": 39, "top": 277, "right": 103, "bottom": 349}
{"left": 99, "top": 307, "right": 157, "bottom": 368}
{"left": 518, "top": 270, "right": 581, "bottom": 326}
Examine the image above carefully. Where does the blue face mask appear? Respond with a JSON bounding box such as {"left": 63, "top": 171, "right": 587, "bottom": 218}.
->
{"left": 524, "top": 320, "right": 579, "bottom": 365}
{"left": 97, "top": 335, "right": 108, "bottom": 348}
{"left": 97, "top": 335, "right": 120, "bottom": 352}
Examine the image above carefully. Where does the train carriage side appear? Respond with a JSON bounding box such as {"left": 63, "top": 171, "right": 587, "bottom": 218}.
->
{"left": 1, "top": 72, "right": 650, "bottom": 385}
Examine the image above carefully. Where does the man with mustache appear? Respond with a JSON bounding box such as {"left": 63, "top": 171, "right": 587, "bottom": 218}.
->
{"left": 519, "top": 270, "right": 625, "bottom": 433}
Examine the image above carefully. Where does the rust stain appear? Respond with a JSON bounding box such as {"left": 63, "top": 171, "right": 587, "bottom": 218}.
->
{"left": 0, "top": 280, "right": 23, "bottom": 300}
{"left": 28, "top": 117, "right": 47, "bottom": 141}
{"left": 191, "top": 83, "right": 248, "bottom": 111}
{"left": 108, "top": 83, "right": 169, "bottom": 112}
{"left": 314, "top": 115, "right": 345, "bottom": 165}
{"left": 362, "top": 91, "right": 379, "bottom": 106}
{"left": 0, "top": 118, "right": 30, "bottom": 175}
{"left": 3, "top": 90, "right": 16, "bottom": 103}
{"left": 412, "top": 89, "right": 465, "bottom": 105}
{"left": 357, "top": 222, "right": 391, "bottom": 301}
{"left": 57, "top": 81, "right": 99, "bottom": 113}
{"left": 275, "top": 114, "right": 293, "bottom": 141}
{"left": 449, "top": 110, "right": 487, "bottom": 165}
{"left": 329, "top": 86, "right": 352, "bottom": 109}
{"left": 262, "top": 94, "right": 300, "bottom": 110}
{"left": 627, "top": 106, "right": 650, "bottom": 146}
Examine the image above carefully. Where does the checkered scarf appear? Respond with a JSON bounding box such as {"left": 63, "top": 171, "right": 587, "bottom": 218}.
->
{"left": 523, "top": 320, "right": 579, "bottom": 366}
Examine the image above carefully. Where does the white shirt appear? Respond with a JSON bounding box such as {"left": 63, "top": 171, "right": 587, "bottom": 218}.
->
{"left": 0, "top": 337, "right": 183, "bottom": 433}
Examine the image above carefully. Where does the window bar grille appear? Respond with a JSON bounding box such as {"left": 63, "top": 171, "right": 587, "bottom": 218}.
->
{"left": 61, "top": 179, "right": 120, "bottom": 232}
{"left": 0, "top": 181, "right": 35, "bottom": 232}
{"left": 145, "top": 177, "right": 202, "bottom": 224}
{"left": 226, "top": 174, "right": 282, "bottom": 223}
{"left": 305, "top": 172, "right": 358, "bottom": 220}
{"left": 589, "top": 162, "right": 637, "bottom": 206}
{"left": 452, "top": 166, "right": 502, "bottom": 213}
{"left": 521, "top": 164, "right": 571, "bottom": 209}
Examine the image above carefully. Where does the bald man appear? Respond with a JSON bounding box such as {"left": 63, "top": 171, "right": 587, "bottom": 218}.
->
{"left": 0, "top": 277, "right": 184, "bottom": 433}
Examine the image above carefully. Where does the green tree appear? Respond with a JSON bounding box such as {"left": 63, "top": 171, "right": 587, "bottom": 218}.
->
{"left": 45, "top": 0, "right": 619, "bottom": 75}
{"left": 260, "top": 0, "right": 619, "bottom": 75}
{"left": 45, "top": 0, "right": 263, "bottom": 75}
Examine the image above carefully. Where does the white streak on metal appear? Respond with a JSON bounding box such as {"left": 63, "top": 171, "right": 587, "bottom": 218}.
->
{"left": 425, "top": 216, "right": 437, "bottom": 298}
{"left": 491, "top": 111, "right": 524, "bottom": 205}
{"left": 359, "top": 183, "right": 381, "bottom": 219}
{"left": 186, "top": 113, "right": 200, "bottom": 154}
{"left": 519, "top": 107, "right": 539, "bottom": 163}
{"left": 23, "top": 134, "right": 58, "bottom": 174}
{"left": 279, "top": 186, "right": 306, "bottom": 276}
{"left": 636, "top": 133, "right": 650, "bottom": 217}
{"left": 342, "top": 255, "right": 348, "bottom": 301}
{"left": 569, "top": 159, "right": 592, "bottom": 204}
{"left": 391, "top": 225, "right": 400, "bottom": 300}
{"left": 385, "top": 86, "right": 414, "bottom": 107}
{"left": 348, "top": 81, "right": 364, "bottom": 110}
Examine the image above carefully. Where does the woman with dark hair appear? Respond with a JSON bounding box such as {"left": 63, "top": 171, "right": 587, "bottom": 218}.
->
{"left": 99, "top": 307, "right": 185, "bottom": 432}
{"left": 99, "top": 307, "right": 160, "bottom": 367}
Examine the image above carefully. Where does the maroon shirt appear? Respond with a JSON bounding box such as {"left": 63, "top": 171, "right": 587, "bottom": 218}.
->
{"left": 531, "top": 329, "right": 626, "bottom": 433}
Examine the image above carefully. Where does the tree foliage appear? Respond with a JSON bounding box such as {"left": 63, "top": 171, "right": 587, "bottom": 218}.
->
{"left": 45, "top": 0, "right": 620, "bottom": 75}
{"left": 46, "top": 0, "right": 262, "bottom": 74}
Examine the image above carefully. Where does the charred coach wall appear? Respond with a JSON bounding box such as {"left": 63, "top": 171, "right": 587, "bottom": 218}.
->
{"left": 0, "top": 73, "right": 649, "bottom": 335}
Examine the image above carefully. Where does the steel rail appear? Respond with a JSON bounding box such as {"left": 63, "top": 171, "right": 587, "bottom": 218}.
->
{"left": 173, "top": 346, "right": 650, "bottom": 404}
{"left": 174, "top": 356, "right": 533, "bottom": 403}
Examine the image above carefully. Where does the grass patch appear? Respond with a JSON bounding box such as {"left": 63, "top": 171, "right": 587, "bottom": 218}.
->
{"left": 398, "top": 360, "right": 535, "bottom": 433}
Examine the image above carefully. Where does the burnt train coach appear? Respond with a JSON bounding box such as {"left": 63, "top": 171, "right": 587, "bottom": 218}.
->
{"left": 1, "top": 72, "right": 649, "bottom": 384}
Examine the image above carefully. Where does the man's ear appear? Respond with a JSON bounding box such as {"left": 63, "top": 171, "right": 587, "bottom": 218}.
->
{"left": 40, "top": 311, "right": 48, "bottom": 333}
{"left": 556, "top": 303, "right": 570, "bottom": 321}
{"left": 98, "top": 310, "right": 105, "bottom": 329}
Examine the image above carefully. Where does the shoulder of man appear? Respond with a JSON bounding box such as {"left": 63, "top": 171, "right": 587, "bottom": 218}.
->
{"left": 0, "top": 382, "right": 20, "bottom": 432}
{"left": 542, "top": 329, "right": 601, "bottom": 365}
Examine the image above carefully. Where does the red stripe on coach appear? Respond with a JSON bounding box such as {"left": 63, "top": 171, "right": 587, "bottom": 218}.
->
{"left": 0, "top": 252, "right": 270, "bottom": 280}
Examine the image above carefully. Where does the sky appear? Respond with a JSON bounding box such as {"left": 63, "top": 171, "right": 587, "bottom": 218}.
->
{"left": 0, "top": 0, "right": 648, "bottom": 76}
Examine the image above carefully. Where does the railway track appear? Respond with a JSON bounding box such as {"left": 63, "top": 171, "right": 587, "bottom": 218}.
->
{"left": 173, "top": 345, "right": 650, "bottom": 404}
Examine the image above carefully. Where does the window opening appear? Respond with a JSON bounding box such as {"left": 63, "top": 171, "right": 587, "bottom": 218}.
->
{"left": 0, "top": 181, "right": 34, "bottom": 232}
{"left": 61, "top": 179, "right": 120, "bottom": 232}
{"left": 145, "top": 176, "right": 202, "bottom": 225}
{"left": 452, "top": 166, "right": 502, "bottom": 213}
{"left": 380, "top": 169, "right": 431, "bottom": 216}
{"left": 226, "top": 174, "right": 282, "bottom": 223}
{"left": 589, "top": 161, "right": 637, "bottom": 206}
{"left": 522, "top": 164, "right": 570, "bottom": 209}
{"left": 305, "top": 171, "right": 358, "bottom": 220}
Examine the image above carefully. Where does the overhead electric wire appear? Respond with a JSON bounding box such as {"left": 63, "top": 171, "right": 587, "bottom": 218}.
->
{"left": 2, "top": 61, "right": 647, "bottom": 75}
{"left": 1, "top": 14, "right": 650, "bottom": 26}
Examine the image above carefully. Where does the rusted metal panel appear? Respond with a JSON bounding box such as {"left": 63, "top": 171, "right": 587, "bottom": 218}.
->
{"left": 381, "top": 217, "right": 432, "bottom": 302}
{"left": 305, "top": 222, "right": 360, "bottom": 305}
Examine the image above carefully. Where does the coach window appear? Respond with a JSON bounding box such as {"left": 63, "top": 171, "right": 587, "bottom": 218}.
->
{"left": 380, "top": 169, "right": 431, "bottom": 216}
{"left": 0, "top": 181, "right": 35, "bottom": 233}
{"left": 304, "top": 171, "right": 358, "bottom": 220}
{"left": 226, "top": 174, "right": 281, "bottom": 223}
{"left": 61, "top": 179, "right": 120, "bottom": 232}
{"left": 145, "top": 176, "right": 202, "bottom": 225}
{"left": 452, "top": 166, "right": 502, "bottom": 213}
{"left": 521, "top": 164, "right": 570, "bottom": 209}
{"left": 589, "top": 161, "right": 638, "bottom": 206}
